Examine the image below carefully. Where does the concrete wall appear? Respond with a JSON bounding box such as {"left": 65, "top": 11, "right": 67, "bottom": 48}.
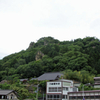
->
{"left": 94, "top": 85, "right": 100, "bottom": 88}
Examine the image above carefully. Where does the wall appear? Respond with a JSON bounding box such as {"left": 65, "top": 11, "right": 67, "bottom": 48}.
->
{"left": 7, "top": 92, "right": 18, "bottom": 100}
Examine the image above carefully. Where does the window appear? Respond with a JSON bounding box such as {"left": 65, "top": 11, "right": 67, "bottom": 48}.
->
{"left": 49, "top": 87, "right": 57, "bottom": 92}
{"left": 63, "top": 95, "right": 67, "bottom": 99}
{"left": 69, "top": 96, "right": 72, "bottom": 99}
{"left": 47, "top": 95, "right": 61, "bottom": 100}
{"left": 58, "top": 83, "right": 60, "bottom": 85}
{"left": 77, "top": 96, "right": 82, "bottom": 99}
{"left": 49, "top": 82, "right": 60, "bottom": 85}
{"left": 90, "top": 96, "right": 94, "bottom": 99}
{"left": 49, "top": 87, "right": 61, "bottom": 92}
{"left": 2, "top": 96, "right": 4, "bottom": 99}
{"left": 95, "top": 96, "right": 100, "bottom": 99}
{"left": 11, "top": 94, "right": 13, "bottom": 99}
{"left": 63, "top": 87, "right": 68, "bottom": 91}
{"left": 58, "top": 87, "right": 61, "bottom": 92}
{"left": 85, "top": 96, "right": 90, "bottom": 99}
{"left": 63, "top": 82, "right": 71, "bottom": 86}
{"left": 57, "top": 95, "right": 59, "bottom": 98}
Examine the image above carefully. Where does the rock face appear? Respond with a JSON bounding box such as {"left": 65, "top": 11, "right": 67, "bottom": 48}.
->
{"left": 28, "top": 42, "right": 35, "bottom": 49}
{"left": 35, "top": 51, "right": 44, "bottom": 61}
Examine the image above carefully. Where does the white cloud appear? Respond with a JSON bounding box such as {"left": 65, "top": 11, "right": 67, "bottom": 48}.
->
{"left": 0, "top": 0, "right": 100, "bottom": 59}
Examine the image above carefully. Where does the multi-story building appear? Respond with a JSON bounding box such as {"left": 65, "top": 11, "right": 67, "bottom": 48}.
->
{"left": 46, "top": 79, "right": 78, "bottom": 100}
{"left": 68, "top": 90, "right": 100, "bottom": 100}
{"left": 94, "top": 77, "right": 100, "bottom": 88}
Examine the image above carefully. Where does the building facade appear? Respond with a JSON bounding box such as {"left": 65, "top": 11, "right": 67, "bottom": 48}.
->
{"left": 46, "top": 79, "right": 78, "bottom": 100}
{"left": 68, "top": 90, "right": 100, "bottom": 100}
{"left": 0, "top": 90, "right": 18, "bottom": 100}
{"left": 94, "top": 77, "right": 100, "bottom": 88}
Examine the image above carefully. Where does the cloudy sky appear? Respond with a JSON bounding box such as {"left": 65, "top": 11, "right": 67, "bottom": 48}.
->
{"left": 0, "top": 0, "right": 100, "bottom": 59}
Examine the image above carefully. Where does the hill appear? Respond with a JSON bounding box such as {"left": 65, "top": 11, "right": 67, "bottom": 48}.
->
{"left": 0, "top": 36, "right": 100, "bottom": 81}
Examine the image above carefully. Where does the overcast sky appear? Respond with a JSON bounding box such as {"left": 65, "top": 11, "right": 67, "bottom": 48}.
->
{"left": 0, "top": 0, "right": 100, "bottom": 59}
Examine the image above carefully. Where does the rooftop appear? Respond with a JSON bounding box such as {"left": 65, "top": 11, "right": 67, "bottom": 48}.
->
{"left": 38, "top": 72, "right": 63, "bottom": 81}
{"left": 94, "top": 77, "right": 100, "bottom": 79}
{"left": 0, "top": 90, "right": 14, "bottom": 95}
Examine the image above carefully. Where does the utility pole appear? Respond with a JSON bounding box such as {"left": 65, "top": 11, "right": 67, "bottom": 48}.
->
{"left": 43, "top": 92, "right": 44, "bottom": 100}
{"left": 83, "top": 85, "right": 84, "bottom": 100}
{"left": 36, "top": 84, "right": 39, "bottom": 99}
{"left": 82, "top": 83, "right": 90, "bottom": 100}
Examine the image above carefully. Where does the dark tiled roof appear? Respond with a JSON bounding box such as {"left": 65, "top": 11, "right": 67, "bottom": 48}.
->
{"left": 38, "top": 72, "right": 63, "bottom": 81}
{"left": 94, "top": 77, "right": 100, "bottom": 79}
{"left": 31, "top": 78, "right": 38, "bottom": 80}
{"left": 0, "top": 90, "right": 14, "bottom": 95}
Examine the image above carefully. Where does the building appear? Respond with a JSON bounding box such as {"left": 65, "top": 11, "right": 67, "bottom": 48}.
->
{"left": 68, "top": 90, "right": 100, "bottom": 100}
{"left": 94, "top": 77, "right": 100, "bottom": 88}
{"left": 0, "top": 90, "right": 18, "bottom": 100}
{"left": 20, "top": 78, "right": 28, "bottom": 82}
{"left": 46, "top": 79, "right": 78, "bottom": 100}
{"left": 73, "top": 80, "right": 81, "bottom": 88}
{"left": 38, "top": 72, "right": 63, "bottom": 81}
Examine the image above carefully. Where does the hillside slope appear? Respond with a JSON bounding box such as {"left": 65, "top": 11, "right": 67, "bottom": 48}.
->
{"left": 0, "top": 36, "right": 100, "bottom": 81}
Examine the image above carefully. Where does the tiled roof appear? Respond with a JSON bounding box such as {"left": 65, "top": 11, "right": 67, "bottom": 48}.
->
{"left": 31, "top": 78, "right": 38, "bottom": 80}
{"left": 94, "top": 77, "right": 100, "bottom": 79}
{"left": 38, "top": 72, "right": 63, "bottom": 81}
{"left": 0, "top": 90, "right": 14, "bottom": 95}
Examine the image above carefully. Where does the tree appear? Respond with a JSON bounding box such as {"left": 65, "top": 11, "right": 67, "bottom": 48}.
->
{"left": 63, "top": 69, "right": 94, "bottom": 84}
{"left": 63, "top": 51, "right": 89, "bottom": 71}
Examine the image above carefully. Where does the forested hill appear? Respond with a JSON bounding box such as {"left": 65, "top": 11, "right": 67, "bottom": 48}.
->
{"left": 0, "top": 36, "right": 100, "bottom": 81}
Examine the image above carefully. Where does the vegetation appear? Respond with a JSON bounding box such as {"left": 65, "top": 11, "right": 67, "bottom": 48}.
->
{"left": 0, "top": 37, "right": 100, "bottom": 77}
{"left": 0, "top": 36, "right": 100, "bottom": 80}
{"left": 63, "top": 69, "right": 94, "bottom": 84}
{"left": 0, "top": 79, "right": 46, "bottom": 100}
{"left": 0, "top": 36, "right": 100, "bottom": 99}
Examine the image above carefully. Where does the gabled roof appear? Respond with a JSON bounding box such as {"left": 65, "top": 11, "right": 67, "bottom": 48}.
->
{"left": 38, "top": 72, "right": 63, "bottom": 81}
{"left": 0, "top": 90, "right": 14, "bottom": 95}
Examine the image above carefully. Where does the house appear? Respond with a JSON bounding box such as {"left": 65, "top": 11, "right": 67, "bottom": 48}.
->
{"left": 68, "top": 90, "right": 100, "bottom": 100}
{"left": 0, "top": 90, "right": 18, "bottom": 100}
{"left": 20, "top": 78, "right": 28, "bottom": 84}
{"left": 46, "top": 79, "right": 78, "bottom": 100}
{"left": 94, "top": 77, "right": 100, "bottom": 88}
{"left": 38, "top": 72, "right": 63, "bottom": 81}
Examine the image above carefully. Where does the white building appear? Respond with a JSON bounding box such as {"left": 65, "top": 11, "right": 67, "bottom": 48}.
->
{"left": 46, "top": 79, "right": 78, "bottom": 100}
{"left": 94, "top": 77, "right": 100, "bottom": 88}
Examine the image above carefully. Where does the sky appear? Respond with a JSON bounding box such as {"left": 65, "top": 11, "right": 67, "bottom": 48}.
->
{"left": 0, "top": 0, "right": 100, "bottom": 59}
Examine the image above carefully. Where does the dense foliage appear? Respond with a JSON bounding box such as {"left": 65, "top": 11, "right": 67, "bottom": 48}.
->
{"left": 63, "top": 69, "right": 94, "bottom": 84}
{"left": 0, "top": 36, "right": 100, "bottom": 81}
{"left": 0, "top": 79, "right": 44, "bottom": 100}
